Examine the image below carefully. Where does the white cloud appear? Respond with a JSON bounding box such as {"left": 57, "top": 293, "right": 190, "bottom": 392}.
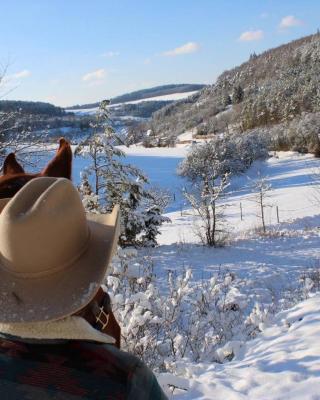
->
{"left": 163, "top": 42, "right": 200, "bottom": 57}
{"left": 82, "top": 68, "right": 106, "bottom": 83}
{"left": 238, "top": 30, "right": 264, "bottom": 42}
{"left": 144, "top": 58, "right": 152, "bottom": 65}
{"left": 1, "top": 70, "right": 31, "bottom": 87}
{"left": 279, "top": 15, "right": 303, "bottom": 29}
{"left": 101, "top": 51, "right": 120, "bottom": 58}
{"left": 12, "top": 70, "right": 31, "bottom": 79}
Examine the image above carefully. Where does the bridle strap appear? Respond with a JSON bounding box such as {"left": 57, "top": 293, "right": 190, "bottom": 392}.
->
{"left": 91, "top": 292, "right": 112, "bottom": 330}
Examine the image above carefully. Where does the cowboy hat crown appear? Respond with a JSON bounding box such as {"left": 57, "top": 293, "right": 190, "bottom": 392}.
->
{"left": 0, "top": 177, "right": 120, "bottom": 323}
{"left": 0, "top": 178, "right": 88, "bottom": 277}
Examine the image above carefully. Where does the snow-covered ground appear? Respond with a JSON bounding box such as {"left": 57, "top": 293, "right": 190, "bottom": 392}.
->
{"left": 66, "top": 90, "right": 198, "bottom": 115}
{"left": 110, "top": 90, "right": 199, "bottom": 106}
{"left": 117, "top": 144, "right": 189, "bottom": 158}
{"left": 143, "top": 151, "right": 320, "bottom": 399}
{"left": 159, "top": 152, "right": 320, "bottom": 244}
{"left": 163, "top": 295, "right": 320, "bottom": 399}
{"left": 176, "top": 130, "right": 197, "bottom": 142}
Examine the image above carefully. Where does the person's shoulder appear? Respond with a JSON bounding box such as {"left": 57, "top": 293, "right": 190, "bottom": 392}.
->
{"left": 76, "top": 341, "right": 144, "bottom": 370}
{"left": 78, "top": 342, "right": 168, "bottom": 399}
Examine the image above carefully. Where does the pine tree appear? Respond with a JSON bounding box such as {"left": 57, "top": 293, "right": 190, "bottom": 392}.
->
{"left": 223, "top": 94, "right": 232, "bottom": 107}
{"left": 78, "top": 171, "right": 100, "bottom": 213}
{"left": 232, "top": 85, "right": 244, "bottom": 104}
{"left": 76, "top": 100, "right": 168, "bottom": 247}
{"left": 249, "top": 52, "right": 258, "bottom": 60}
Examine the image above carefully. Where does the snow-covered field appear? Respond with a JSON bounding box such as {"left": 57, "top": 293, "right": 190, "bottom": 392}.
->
{"left": 125, "top": 150, "right": 320, "bottom": 399}
{"left": 117, "top": 144, "right": 189, "bottom": 158}
{"left": 159, "top": 151, "right": 320, "bottom": 244}
{"left": 66, "top": 90, "right": 198, "bottom": 115}
{"left": 110, "top": 90, "right": 199, "bottom": 106}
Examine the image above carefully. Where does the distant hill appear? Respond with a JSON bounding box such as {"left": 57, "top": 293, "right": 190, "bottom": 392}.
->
{"left": 145, "top": 33, "right": 320, "bottom": 143}
{"left": 66, "top": 84, "right": 206, "bottom": 110}
{"left": 0, "top": 100, "right": 66, "bottom": 116}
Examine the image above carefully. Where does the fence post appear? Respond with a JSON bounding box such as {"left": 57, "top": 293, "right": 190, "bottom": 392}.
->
{"left": 276, "top": 206, "right": 280, "bottom": 223}
{"left": 240, "top": 202, "right": 243, "bottom": 221}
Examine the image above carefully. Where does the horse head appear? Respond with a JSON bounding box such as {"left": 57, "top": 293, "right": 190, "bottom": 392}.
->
{"left": 0, "top": 138, "right": 72, "bottom": 199}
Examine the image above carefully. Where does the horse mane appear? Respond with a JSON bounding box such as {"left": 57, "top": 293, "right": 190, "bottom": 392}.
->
{"left": 0, "top": 138, "right": 72, "bottom": 199}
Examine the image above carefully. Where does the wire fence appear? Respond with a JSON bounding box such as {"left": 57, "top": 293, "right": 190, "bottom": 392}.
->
{"left": 237, "top": 200, "right": 318, "bottom": 225}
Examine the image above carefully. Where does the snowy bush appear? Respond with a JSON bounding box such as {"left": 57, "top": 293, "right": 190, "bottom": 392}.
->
{"left": 105, "top": 250, "right": 320, "bottom": 373}
{"left": 179, "top": 132, "right": 268, "bottom": 182}
{"left": 106, "top": 250, "right": 265, "bottom": 370}
{"left": 269, "top": 112, "right": 320, "bottom": 155}
{"left": 178, "top": 133, "right": 268, "bottom": 246}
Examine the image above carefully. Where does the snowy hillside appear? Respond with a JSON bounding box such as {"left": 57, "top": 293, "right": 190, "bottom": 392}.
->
{"left": 146, "top": 33, "right": 320, "bottom": 148}
{"left": 110, "top": 91, "right": 199, "bottom": 105}
{"left": 66, "top": 90, "right": 199, "bottom": 115}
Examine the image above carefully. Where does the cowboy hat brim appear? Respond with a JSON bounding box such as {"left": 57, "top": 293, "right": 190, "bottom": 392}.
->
{"left": 0, "top": 198, "right": 9, "bottom": 214}
{"left": 0, "top": 205, "right": 120, "bottom": 323}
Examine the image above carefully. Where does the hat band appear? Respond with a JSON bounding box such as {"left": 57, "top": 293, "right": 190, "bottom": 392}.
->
{"left": 0, "top": 228, "right": 91, "bottom": 279}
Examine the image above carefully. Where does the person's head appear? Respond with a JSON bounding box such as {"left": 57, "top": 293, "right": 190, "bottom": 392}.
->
{"left": 0, "top": 177, "right": 121, "bottom": 345}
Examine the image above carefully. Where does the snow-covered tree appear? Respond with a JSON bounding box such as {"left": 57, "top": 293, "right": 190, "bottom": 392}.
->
{"left": 235, "top": 131, "right": 269, "bottom": 168}
{"left": 232, "top": 85, "right": 244, "bottom": 104}
{"left": 78, "top": 171, "right": 100, "bottom": 213}
{"left": 183, "top": 174, "right": 229, "bottom": 246}
{"left": 178, "top": 139, "right": 233, "bottom": 246}
{"left": 76, "top": 100, "right": 169, "bottom": 247}
{"left": 223, "top": 93, "right": 232, "bottom": 107}
{"left": 178, "top": 134, "right": 268, "bottom": 245}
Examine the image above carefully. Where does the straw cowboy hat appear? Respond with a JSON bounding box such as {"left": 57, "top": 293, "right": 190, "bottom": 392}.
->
{"left": 0, "top": 177, "right": 120, "bottom": 323}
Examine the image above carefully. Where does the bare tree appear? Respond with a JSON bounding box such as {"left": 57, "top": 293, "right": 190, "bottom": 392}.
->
{"left": 178, "top": 140, "right": 234, "bottom": 246}
{"left": 250, "top": 173, "right": 273, "bottom": 234}
{"left": 183, "top": 174, "right": 229, "bottom": 246}
{"left": 0, "top": 67, "right": 49, "bottom": 172}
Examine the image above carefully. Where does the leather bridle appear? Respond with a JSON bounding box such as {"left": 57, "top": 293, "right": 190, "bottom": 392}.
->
{"left": 92, "top": 291, "right": 112, "bottom": 331}
{"left": 75, "top": 287, "right": 121, "bottom": 348}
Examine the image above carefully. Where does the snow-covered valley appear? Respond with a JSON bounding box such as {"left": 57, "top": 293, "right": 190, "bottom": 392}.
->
{"left": 105, "top": 149, "right": 320, "bottom": 399}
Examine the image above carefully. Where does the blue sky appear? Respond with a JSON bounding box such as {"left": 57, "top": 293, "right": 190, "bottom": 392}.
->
{"left": 0, "top": 0, "right": 319, "bottom": 107}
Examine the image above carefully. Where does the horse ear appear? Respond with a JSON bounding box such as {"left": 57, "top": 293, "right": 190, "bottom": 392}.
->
{"left": 2, "top": 153, "right": 25, "bottom": 175}
{"left": 42, "top": 138, "right": 72, "bottom": 180}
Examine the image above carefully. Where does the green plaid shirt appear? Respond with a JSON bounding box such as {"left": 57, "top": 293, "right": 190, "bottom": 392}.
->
{"left": 0, "top": 337, "right": 167, "bottom": 399}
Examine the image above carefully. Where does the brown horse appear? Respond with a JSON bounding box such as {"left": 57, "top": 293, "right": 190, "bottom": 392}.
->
{"left": 0, "top": 138, "right": 121, "bottom": 348}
